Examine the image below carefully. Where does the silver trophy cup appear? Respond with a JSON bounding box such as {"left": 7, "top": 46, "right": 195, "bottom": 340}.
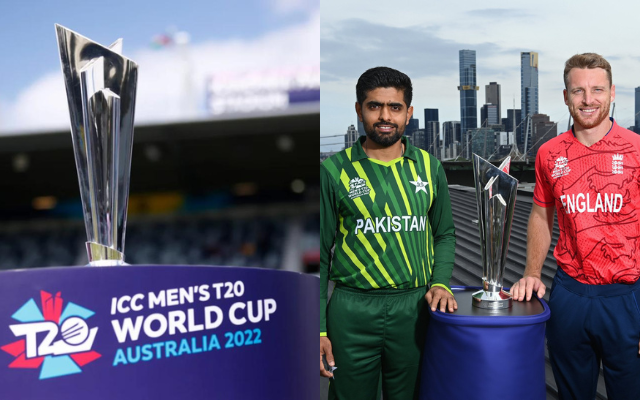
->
{"left": 471, "top": 154, "right": 518, "bottom": 309}
{"left": 56, "top": 25, "right": 138, "bottom": 266}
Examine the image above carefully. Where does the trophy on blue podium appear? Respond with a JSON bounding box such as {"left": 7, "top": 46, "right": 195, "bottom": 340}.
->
{"left": 56, "top": 25, "right": 138, "bottom": 266}
{"left": 471, "top": 154, "right": 518, "bottom": 309}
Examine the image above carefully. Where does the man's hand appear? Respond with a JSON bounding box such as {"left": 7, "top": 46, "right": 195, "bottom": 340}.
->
{"left": 320, "top": 336, "right": 335, "bottom": 378}
{"left": 511, "top": 276, "right": 546, "bottom": 301}
{"left": 425, "top": 286, "right": 457, "bottom": 312}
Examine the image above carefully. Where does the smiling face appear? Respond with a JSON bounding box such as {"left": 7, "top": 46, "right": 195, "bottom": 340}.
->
{"left": 355, "top": 87, "right": 414, "bottom": 147}
{"left": 564, "top": 67, "right": 615, "bottom": 131}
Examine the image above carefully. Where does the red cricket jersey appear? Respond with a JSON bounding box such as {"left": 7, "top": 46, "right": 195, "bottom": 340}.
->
{"left": 533, "top": 119, "right": 640, "bottom": 284}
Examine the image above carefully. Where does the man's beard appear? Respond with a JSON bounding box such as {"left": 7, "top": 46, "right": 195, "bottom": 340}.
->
{"left": 364, "top": 122, "right": 405, "bottom": 147}
{"left": 570, "top": 101, "right": 610, "bottom": 130}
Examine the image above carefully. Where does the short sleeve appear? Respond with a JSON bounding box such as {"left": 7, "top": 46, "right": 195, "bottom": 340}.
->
{"left": 533, "top": 147, "right": 555, "bottom": 207}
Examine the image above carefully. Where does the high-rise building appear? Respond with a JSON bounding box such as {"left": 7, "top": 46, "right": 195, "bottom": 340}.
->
{"left": 406, "top": 117, "right": 420, "bottom": 135}
{"left": 357, "top": 119, "right": 365, "bottom": 135}
{"left": 504, "top": 109, "right": 522, "bottom": 147}
{"left": 412, "top": 129, "right": 426, "bottom": 150}
{"left": 443, "top": 121, "right": 460, "bottom": 147}
{"left": 424, "top": 109, "right": 439, "bottom": 127}
{"left": 469, "top": 128, "right": 498, "bottom": 160}
{"left": 530, "top": 113, "right": 557, "bottom": 157}
{"left": 443, "top": 121, "right": 461, "bottom": 160}
{"left": 485, "top": 82, "right": 501, "bottom": 122}
{"left": 424, "top": 108, "right": 439, "bottom": 153}
{"left": 426, "top": 121, "right": 440, "bottom": 157}
{"left": 635, "top": 87, "right": 640, "bottom": 132}
{"left": 459, "top": 50, "right": 478, "bottom": 140}
{"left": 521, "top": 52, "right": 539, "bottom": 152}
{"left": 344, "top": 124, "right": 359, "bottom": 149}
{"left": 481, "top": 104, "right": 499, "bottom": 126}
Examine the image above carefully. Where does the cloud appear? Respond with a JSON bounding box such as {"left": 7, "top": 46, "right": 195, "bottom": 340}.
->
{"left": 0, "top": 72, "right": 69, "bottom": 134}
{"left": 0, "top": 10, "right": 319, "bottom": 134}
{"left": 464, "top": 8, "right": 533, "bottom": 19}
{"left": 269, "top": 0, "right": 318, "bottom": 14}
{"left": 321, "top": 19, "right": 513, "bottom": 83}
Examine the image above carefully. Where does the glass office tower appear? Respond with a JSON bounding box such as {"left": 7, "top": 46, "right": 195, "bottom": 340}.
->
{"left": 459, "top": 50, "right": 478, "bottom": 144}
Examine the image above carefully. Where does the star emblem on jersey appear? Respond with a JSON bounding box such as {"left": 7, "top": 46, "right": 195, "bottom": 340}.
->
{"left": 410, "top": 176, "right": 428, "bottom": 194}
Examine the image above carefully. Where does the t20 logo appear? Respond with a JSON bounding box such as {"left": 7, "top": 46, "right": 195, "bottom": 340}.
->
{"left": 1, "top": 291, "right": 101, "bottom": 379}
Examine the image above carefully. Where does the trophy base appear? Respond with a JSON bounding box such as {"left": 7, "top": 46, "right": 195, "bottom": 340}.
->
{"left": 471, "top": 289, "right": 512, "bottom": 309}
{"left": 86, "top": 242, "right": 125, "bottom": 267}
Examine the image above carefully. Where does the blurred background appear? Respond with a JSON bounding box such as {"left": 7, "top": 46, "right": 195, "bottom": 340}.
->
{"left": 0, "top": 0, "right": 319, "bottom": 273}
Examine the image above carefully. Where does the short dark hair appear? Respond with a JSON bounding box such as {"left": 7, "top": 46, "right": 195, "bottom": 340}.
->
{"left": 564, "top": 53, "right": 612, "bottom": 88}
{"left": 356, "top": 67, "right": 413, "bottom": 106}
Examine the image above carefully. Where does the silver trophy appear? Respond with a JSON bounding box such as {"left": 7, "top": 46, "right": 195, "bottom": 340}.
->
{"left": 471, "top": 154, "right": 518, "bottom": 309}
{"left": 56, "top": 25, "right": 138, "bottom": 266}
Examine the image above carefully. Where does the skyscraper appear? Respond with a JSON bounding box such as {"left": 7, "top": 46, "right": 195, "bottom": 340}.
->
{"left": 442, "top": 121, "right": 460, "bottom": 147}
{"left": 459, "top": 50, "right": 478, "bottom": 139}
{"left": 469, "top": 128, "right": 498, "bottom": 160}
{"left": 424, "top": 108, "right": 439, "bottom": 155}
{"left": 442, "top": 121, "right": 461, "bottom": 159}
{"left": 424, "top": 109, "right": 439, "bottom": 127}
{"left": 406, "top": 117, "right": 420, "bottom": 134}
{"left": 481, "top": 104, "right": 499, "bottom": 126}
{"left": 344, "top": 124, "right": 359, "bottom": 149}
{"left": 635, "top": 87, "right": 640, "bottom": 132}
{"left": 530, "top": 113, "right": 557, "bottom": 157}
{"left": 505, "top": 109, "right": 521, "bottom": 146}
{"left": 485, "top": 82, "right": 501, "bottom": 122}
{"left": 412, "top": 129, "right": 426, "bottom": 150}
{"left": 521, "top": 52, "right": 539, "bottom": 153}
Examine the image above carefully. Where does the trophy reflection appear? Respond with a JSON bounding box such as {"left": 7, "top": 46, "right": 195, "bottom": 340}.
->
{"left": 56, "top": 25, "right": 138, "bottom": 266}
{"left": 471, "top": 154, "right": 518, "bottom": 309}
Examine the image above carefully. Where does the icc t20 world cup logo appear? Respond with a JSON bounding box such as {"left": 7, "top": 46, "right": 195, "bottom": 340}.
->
{"left": 1, "top": 291, "right": 100, "bottom": 379}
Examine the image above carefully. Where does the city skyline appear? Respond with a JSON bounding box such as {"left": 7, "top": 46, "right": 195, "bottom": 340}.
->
{"left": 321, "top": 1, "right": 640, "bottom": 152}
{"left": 323, "top": 47, "right": 627, "bottom": 154}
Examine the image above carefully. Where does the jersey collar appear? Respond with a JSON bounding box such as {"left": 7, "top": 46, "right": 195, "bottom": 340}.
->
{"left": 353, "top": 136, "right": 418, "bottom": 162}
{"left": 571, "top": 117, "right": 615, "bottom": 137}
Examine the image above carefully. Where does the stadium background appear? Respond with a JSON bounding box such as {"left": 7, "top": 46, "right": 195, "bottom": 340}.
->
{"left": 0, "top": 2, "right": 320, "bottom": 274}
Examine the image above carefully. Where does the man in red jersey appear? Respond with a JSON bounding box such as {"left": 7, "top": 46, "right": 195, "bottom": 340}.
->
{"left": 511, "top": 53, "right": 640, "bottom": 399}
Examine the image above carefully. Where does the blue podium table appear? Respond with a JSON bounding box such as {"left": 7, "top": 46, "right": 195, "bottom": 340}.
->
{"left": 0, "top": 265, "right": 318, "bottom": 399}
{"left": 421, "top": 286, "right": 550, "bottom": 400}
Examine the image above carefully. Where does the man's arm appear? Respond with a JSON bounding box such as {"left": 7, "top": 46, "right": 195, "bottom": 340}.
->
{"left": 319, "top": 164, "right": 337, "bottom": 377}
{"left": 426, "top": 162, "right": 457, "bottom": 312}
{"left": 511, "top": 203, "right": 554, "bottom": 301}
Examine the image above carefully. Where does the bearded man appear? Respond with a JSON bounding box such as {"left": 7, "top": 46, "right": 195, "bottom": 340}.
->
{"left": 511, "top": 53, "right": 640, "bottom": 399}
{"left": 319, "top": 67, "right": 457, "bottom": 400}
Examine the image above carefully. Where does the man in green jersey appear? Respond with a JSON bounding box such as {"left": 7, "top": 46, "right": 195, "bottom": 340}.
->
{"left": 320, "top": 67, "right": 457, "bottom": 400}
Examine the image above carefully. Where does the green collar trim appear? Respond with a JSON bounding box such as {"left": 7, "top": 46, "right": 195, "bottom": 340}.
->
{"left": 352, "top": 136, "right": 418, "bottom": 162}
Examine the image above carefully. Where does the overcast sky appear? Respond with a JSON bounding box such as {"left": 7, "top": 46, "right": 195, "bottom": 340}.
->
{"left": 320, "top": 0, "right": 640, "bottom": 151}
{"left": 0, "top": 0, "right": 318, "bottom": 135}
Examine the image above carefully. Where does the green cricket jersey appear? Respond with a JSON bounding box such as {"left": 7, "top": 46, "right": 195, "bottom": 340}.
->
{"left": 320, "top": 136, "right": 456, "bottom": 335}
